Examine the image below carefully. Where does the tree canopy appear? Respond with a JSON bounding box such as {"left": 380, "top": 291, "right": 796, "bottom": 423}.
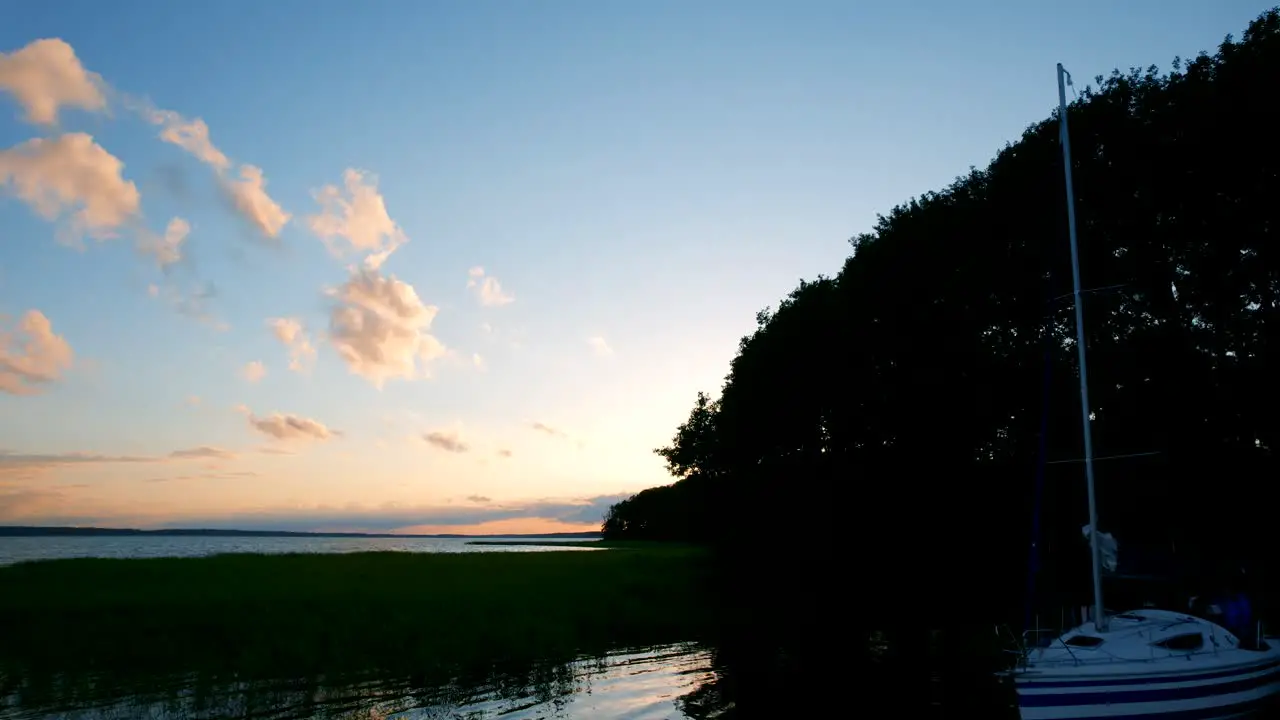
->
{"left": 604, "top": 8, "right": 1280, "bottom": 624}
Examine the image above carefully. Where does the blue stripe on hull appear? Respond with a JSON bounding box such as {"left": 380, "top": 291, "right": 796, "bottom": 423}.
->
{"left": 1018, "top": 664, "right": 1280, "bottom": 707}
{"left": 1020, "top": 693, "right": 1276, "bottom": 720}
{"left": 1016, "top": 658, "right": 1280, "bottom": 689}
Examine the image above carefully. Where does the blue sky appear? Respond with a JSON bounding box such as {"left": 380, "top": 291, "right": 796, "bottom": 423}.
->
{"left": 1, "top": 0, "right": 1272, "bottom": 532}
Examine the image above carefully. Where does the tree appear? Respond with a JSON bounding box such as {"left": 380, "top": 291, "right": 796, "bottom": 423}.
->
{"left": 608, "top": 5, "right": 1280, "bottom": 628}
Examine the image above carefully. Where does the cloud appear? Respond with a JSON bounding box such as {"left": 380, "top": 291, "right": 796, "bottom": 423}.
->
{"left": 0, "top": 450, "right": 150, "bottom": 474}
{"left": 530, "top": 422, "right": 569, "bottom": 439}
{"left": 137, "top": 216, "right": 190, "bottom": 268}
{"left": 0, "top": 486, "right": 67, "bottom": 521}
{"left": 466, "top": 267, "right": 514, "bottom": 307}
{"left": 326, "top": 267, "right": 446, "bottom": 387}
{"left": 0, "top": 310, "right": 74, "bottom": 395}
{"left": 186, "top": 395, "right": 201, "bottom": 406}
{"left": 267, "top": 318, "right": 316, "bottom": 373}
{"left": 166, "top": 446, "right": 236, "bottom": 461}
{"left": 423, "top": 429, "right": 468, "bottom": 454}
{"left": 243, "top": 408, "right": 338, "bottom": 442}
{"left": 145, "top": 470, "right": 257, "bottom": 483}
{"left": 224, "top": 164, "right": 290, "bottom": 239}
{"left": 0, "top": 38, "right": 285, "bottom": 245}
{"left": 587, "top": 336, "right": 613, "bottom": 357}
{"left": 0, "top": 445, "right": 241, "bottom": 481}
{"left": 472, "top": 353, "right": 486, "bottom": 372}
{"left": 0, "top": 482, "right": 633, "bottom": 530}
{"left": 240, "top": 360, "right": 266, "bottom": 383}
{"left": 0, "top": 38, "right": 106, "bottom": 125}
{"left": 530, "top": 421, "right": 586, "bottom": 449}
{"left": 144, "top": 108, "right": 230, "bottom": 171}
{"left": 306, "top": 169, "right": 406, "bottom": 269}
{"left": 496, "top": 449, "right": 512, "bottom": 459}
{"left": 0, "top": 133, "right": 141, "bottom": 242}
{"left": 128, "top": 97, "right": 289, "bottom": 240}
{"left": 149, "top": 281, "right": 225, "bottom": 330}
{"left": 137, "top": 494, "right": 631, "bottom": 533}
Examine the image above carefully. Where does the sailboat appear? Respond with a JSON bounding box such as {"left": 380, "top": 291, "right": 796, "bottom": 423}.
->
{"left": 997, "top": 64, "right": 1280, "bottom": 720}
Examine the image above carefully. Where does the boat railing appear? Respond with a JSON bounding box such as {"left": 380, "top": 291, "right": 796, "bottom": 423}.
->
{"left": 995, "top": 624, "right": 1082, "bottom": 671}
{"left": 1024, "top": 645, "right": 1244, "bottom": 668}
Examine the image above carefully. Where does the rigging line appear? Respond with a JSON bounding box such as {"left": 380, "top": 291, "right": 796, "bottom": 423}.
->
{"left": 1049, "top": 283, "right": 1130, "bottom": 305}
{"left": 1045, "top": 450, "right": 1163, "bottom": 465}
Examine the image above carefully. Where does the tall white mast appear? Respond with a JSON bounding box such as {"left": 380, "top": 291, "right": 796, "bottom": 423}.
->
{"left": 1057, "top": 63, "right": 1107, "bottom": 632}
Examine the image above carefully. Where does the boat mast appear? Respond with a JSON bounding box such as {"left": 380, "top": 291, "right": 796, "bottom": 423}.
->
{"left": 1057, "top": 63, "right": 1107, "bottom": 633}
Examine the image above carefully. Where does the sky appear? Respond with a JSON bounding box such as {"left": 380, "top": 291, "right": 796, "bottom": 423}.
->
{"left": 0, "top": 0, "right": 1273, "bottom": 534}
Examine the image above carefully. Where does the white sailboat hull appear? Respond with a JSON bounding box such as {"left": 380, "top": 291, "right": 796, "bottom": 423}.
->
{"left": 1015, "top": 656, "right": 1280, "bottom": 719}
{"left": 1004, "top": 610, "right": 1280, "bottom": 719}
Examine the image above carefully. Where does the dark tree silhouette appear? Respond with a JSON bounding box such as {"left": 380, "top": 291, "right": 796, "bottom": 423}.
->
{"left": 604, "top": 10, "right": 1280, "bottom": 709}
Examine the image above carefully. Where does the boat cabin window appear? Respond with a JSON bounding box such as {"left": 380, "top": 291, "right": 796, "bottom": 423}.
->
{"left": 1153, "top": 633, "right": 1204, "bottom": 652}
{"left": 1064, "top": 635, "right": 1105, "bottom": 648}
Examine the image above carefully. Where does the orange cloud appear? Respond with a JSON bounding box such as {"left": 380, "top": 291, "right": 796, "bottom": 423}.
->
{"left": 0, "top": 445, "right": 239, "bottom": 482}
{"left": 129, "top": 96, "right": 289, "bottom": 239}
{"left": 466, "top": 266, "right": 514, "bottom": 307}
{"left": 392, "top": 517, "right": 601, "bottom": 536}
{"left": 224, "top": 164, "right": 290, "bottom": 238}
{"left": 0, "top": 485, "right": 67, "bottom": 521}
{"left": 242, "top": 408, "right": 338, "bottom": 442}
{"left": 241, "top": 360, "right": 266, "bottom": 383}
{"left": 0, "top": 38, "right": 106, "bottom": 125}
{"left": 145, "top": 469, "right": 257, "bottom": 483}
{"left": 143, "top": 108, "right": 230, "bottom": 171}
{"left": 0, "top": 310, "right": 74, "bottom": 395}
{"left": 136, "top": 216, "right": 190, "bottom": 268}
{"left": 166, "top": 446, "right": 236, "bottom": 461}
{"left": 0, "top": 493, "right": 631, "bottom": 532}
{"left": 326, "top": 267, "right": 446, "bottom": 387}
{"left": 266, "top": 318, "right": 316, "bottom": 373}
{"left": 0, "top": 133, "right": 141, "bottom": 241}
{"left": 306, "top": 169, "right": 406, "bottom": 268}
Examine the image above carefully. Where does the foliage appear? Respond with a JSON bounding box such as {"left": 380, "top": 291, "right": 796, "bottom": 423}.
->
{"left": 606, "top": 8, "right": 1280, "bottom": 627}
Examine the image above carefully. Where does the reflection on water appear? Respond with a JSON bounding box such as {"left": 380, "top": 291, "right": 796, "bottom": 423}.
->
{"left": 0, "top": 537, "right": 597, "bottom": 566}
{"left": 18, "top": 635, "right": 1276, "bottom": 719}
{"left": 0, "top": 644, "right": 716, "bottom": 720}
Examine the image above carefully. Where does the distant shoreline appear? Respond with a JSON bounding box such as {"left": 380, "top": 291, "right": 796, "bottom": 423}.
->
{"left": 0, "top": 526, "right": 603, "bottom": 540}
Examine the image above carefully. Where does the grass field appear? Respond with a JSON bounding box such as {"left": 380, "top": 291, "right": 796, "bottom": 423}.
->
{"left": 0, "top": 545, "right": 715, "bottom": 680}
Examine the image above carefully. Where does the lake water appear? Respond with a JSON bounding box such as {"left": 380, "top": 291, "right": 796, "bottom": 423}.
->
{"left": 6, "top": 539, "right": 1276, "bottom": 718}
{"left": 0, "top": 536, "right": 597, "bottom": 566}
{"left": 0, "top": 644, "right": 718, "bottom": 720}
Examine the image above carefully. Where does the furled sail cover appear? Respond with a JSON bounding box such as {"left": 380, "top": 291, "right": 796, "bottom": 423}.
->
{"left": 1081, "top": 524, "right": 1119, "bottom": 573}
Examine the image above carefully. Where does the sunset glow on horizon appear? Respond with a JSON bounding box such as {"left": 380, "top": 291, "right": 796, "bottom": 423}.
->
{"left": 2, "top": 1, "right": 1261, "bottom": 533}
